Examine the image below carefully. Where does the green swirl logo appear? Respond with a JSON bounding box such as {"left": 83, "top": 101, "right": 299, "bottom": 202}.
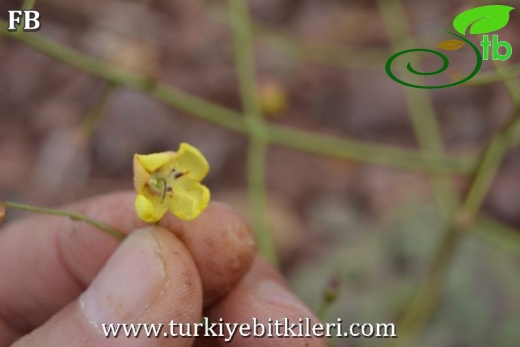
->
{"left": 385, "top": 5, "right": 514, "bottom": 89}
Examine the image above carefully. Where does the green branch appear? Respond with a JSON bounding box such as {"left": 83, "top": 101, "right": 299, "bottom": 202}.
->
{"left": 396, "top": 113, "right": 520, "bottom": 342}
{"left": 378, "top": 0, "right": 458, "bottom": 220}
{"left": 0, "top": 22, "right": 473, "bottom": 175}
{"left": 467, "top": 62, "right": 520, "bottom": 86}
{"left": 80, "top": 83, "right": 116, "bottom": 140}
{"left": 4, "top": 201, "right": 126, "bottom": 240}
{"left": 247, "top": 136, "right": 277, "bottom": 264}
{"left": 231, "top": 0, "right": 262, "bottom": 120}
{"left": 487, "top": 42, "right": 520, "bottom": 104}
{"left": 389, "top": 50, "right": 520, "bottom": 347}
{"left": 230, "top": 0, "right": 277, "bottom": 265}
{"left": 461, "top": 106, "right": 520, "bottom": 217}
{"left": 198, "top": 0, "right": 387, "bottom": 71}
{"left": 378, "top": 0, "right": 520, "bottom": 345}
{"left": 267, "top": 126, "right": 472, "bottom": 173}
{"left": 21, "top": 0, "right": 37, "bottom": 10}
{"left": 476, "top": 215, "right": 520, "bottom": 257}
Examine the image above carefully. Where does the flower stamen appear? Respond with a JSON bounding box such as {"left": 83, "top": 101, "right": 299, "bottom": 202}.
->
{"left": 172, "top": 169, "right": 190, "bottom": 180}
{"left": 155, "top": 177, "right": 169, "bottom": 201}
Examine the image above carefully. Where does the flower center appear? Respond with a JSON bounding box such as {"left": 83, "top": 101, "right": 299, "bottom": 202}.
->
{"left": 146, "top": 167, "right": 188, "bottom": 201}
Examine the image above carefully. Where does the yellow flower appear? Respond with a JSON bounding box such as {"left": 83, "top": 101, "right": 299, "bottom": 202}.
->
{"left": 133, "top": 143, "right": 210, "bottom": 223}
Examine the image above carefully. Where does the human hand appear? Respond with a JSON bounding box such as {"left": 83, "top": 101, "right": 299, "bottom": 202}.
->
{"left": 0, "top": 192, "right": 324, "bottom": 346}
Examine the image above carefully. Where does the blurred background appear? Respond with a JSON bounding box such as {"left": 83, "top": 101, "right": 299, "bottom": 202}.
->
{"left": 1, "top": 0, "right": 520, "bottom": 346}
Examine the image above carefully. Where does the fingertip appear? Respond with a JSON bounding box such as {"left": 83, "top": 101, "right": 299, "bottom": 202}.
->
{"left": 205, "top": 256, "right": 326, "bottom": 347}
{"left": 162, "top": 201, "right": 256, "bottom": 305}
{"left": 0, "top": 191, "right": 254, "bottom": 344}
{"left": 57, "top": 194, "right": 256, "bottom": 306}
{"left": 15, "top": 226, "right": 202, "bottom": 347}
{"left": 80, "top": 228, "right": 167, "bottom": 327}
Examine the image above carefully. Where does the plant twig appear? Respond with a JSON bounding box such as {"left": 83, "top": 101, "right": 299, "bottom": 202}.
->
{"left": 4, "top": 201, "right": 126, "bottom": 240}
{"left": 491, "top": 59, "right": 520, "bottom": 104}
{"left": 378, "top": 0, "right": 520, "bottom": 345}
{"left": 230, "top": 0, "right": 277, "bottom": 265}
{"left": 0, "top": 22, "right": 474, "bottom": 175}
{"left": 476, "top": 215, "right": 520, "bottom": 257}
{"left": 79, "top": 83, "right": 116, "bottom": 140}
{"left": 461, "top": 105, "right": 520, "bottom": 217}
{"left": 21, "top": 0, "right": 37, "bottom": 10}
{"left": 198, "top": 0, "right": 388, "bottom": 71}
{"left": 393, "top": 63, "right": 520, "bottom": 347}
{"left": 467, "top": 62, "right": 520, "bottom": 86}
{"left": 378, "top": 0, "right": 459, "bottom": 220}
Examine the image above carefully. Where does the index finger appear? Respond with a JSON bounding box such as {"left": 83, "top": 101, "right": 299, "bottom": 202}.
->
{"left": 0, "top": 191, "right": 255, "bottom": 343}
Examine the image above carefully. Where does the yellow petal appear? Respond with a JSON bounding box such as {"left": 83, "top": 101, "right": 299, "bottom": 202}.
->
{"left": 174, "top": 143, "right": 209, "bottom": 181}
{"left": 134, "top": 194, "right": 168, "bottom": 223}
{"left": 168, "top": 180, "right": 210, "bottom": 221}
{"left": 135, "top": 152, "right": 176, "bottom": 173}
{"left": 133, "top": 154, "right": 151, "bottom": 191}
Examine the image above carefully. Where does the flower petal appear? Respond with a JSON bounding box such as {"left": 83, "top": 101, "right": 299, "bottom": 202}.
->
{"left": 133, "top": 155, "right": 151, "bottom": 191}
{"left": 174, "top": 143, "right": 209, "bottom": 181}
{"left": 134, "top": 194, "right": 168, "bottom": 223}
{"left": 168, "top": 180, "right": 210, "bottom": 221}
{"left": 135, "top": 152, "right": 176, "bottom": 173}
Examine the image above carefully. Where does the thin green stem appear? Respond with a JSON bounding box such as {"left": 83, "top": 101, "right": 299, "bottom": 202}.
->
{"left": 396, "top": 225, "right": 461, "bottom": 345}
{"left": 316, "top": 289, "right": 339, "bottom": 323}
{"left": 230, "top": 0, "right": 277, "bottom": 265}
{"left": 402, "top": 89, "right": 459, "bottom": 217}
{"left": 378, "top": 0, "right": 459, "bottom": 221}
{"left": 316, "top": 301, "right": 333, "bottom": 323}
{"left": 268, "top": 126, "right": 474, "bottom": 174}
{"left": 0, "top": 22, "right": 473, "bottom": 175}
{"left": 247, "top": 137, "right": 277, "bottom": 264}
{"left": 80, "top": 83, "right": 116, "bottom": 140}
{"left": 393, "top": 58, "right": 520, "bottom": 347}
{"left": 4, "top": 201, "right": 126, "bottom": 240}
{"left": 491, "top": 59, "right": 520, "bottom": 104}
{"left": 467, "top": 62, "right": 520, "bottom": 86}
{"left": 0, "top": 26, "right": 248, "bottom": 134}
{"left": 230, "top": 0, "right": 262, "bottom": 121}
{"left": 461, "top": 106, "right": 520, "bottom": 217}
{"left": 21, "top": 0, "right": 37, "bottom": 10}
{"left": 19, "top": 0, "right": 37, "bottom": 30}
{"left": 199, "top": 0, "right": 387, "bottom": 71}
{"left": 378, "top": 0, "right": 520, "bottom": 345}
{"left": 476, "top": 215, "right": 520, "bottom": 257}
{"left": 454, "top": 54, "right": 520, "bottom": 273}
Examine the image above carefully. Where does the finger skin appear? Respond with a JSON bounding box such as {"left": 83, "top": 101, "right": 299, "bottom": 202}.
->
{"left": 202, "top": 256, "right": 326, "bottom": 347}
{"left": 160, "top": 204, "right": 256, "bottom": 305}
{"left": 0, "top": 192, "right": 255, "bottom": 344}
{"left": 14, "top": 227, "right": 202, "bottom": 347}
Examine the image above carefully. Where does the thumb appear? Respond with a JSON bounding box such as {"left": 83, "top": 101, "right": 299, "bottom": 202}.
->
{"left": 14, "top": 227, "right": 202, "bottom": 347}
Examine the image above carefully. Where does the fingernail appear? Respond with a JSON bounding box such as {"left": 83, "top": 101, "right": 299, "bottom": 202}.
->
{"left": 80, "top": 228, "right": 165, "bottom": 328}
{"left": 256, "top": 279, "right": 313, "bottom": 314}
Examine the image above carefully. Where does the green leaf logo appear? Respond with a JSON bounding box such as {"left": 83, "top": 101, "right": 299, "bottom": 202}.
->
{"left": 453, "top": 5, "right": 514, "bottom": 35}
